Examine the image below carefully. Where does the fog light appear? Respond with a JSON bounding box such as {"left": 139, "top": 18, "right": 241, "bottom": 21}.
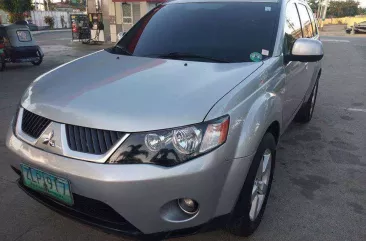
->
{"left": 178, "top": 198, "right": 199, "bottom": 215}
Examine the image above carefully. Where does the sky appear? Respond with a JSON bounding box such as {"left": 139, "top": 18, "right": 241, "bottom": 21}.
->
{"left": 360, "top": 0, "right": 366, "bottom": 8}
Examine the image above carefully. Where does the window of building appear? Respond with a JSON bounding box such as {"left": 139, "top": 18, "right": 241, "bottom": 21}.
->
{"left": 122, "top": 3, "right": 133, "bottom": 24}
{"left": 284, "top": 3, "right": 302, "bottom": 55}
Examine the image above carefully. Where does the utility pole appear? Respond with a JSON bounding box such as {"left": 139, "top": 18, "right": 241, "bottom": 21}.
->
{"left": 317, "top": 0, "right": 322, "bottom": 19}
{"left": 321, "top": 0, "right": 329, "bottom": 20}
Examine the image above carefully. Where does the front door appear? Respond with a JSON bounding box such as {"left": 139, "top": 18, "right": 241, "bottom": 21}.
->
{"left": 297, "top": 3, "right": 317, "bottom": 97}
{"left": 282, "top": 2, "right": 308, "bottom": 126}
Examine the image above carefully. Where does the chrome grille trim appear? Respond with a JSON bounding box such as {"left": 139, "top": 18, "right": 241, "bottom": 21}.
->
{"left": 65, "top": 125, "right": 125, "bottom": 155}
{"left": 15, "top": 108, "right": 130, "bottom": 164}
{"left": 60, "top": 125, "right": 130, "bottom": 164}
{"left": 21, "top": 109, "right": 51, "bottom": 139}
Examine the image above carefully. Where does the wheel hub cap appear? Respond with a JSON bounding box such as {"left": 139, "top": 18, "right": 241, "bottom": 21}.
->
{"left": 249, "top": 149, "right": 272, "bottom": 221}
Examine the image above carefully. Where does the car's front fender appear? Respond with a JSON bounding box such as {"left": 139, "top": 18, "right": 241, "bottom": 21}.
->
{"left": 205, "top": 58, "right": 285, "bottom": 159}
{"left": 205, "top": 59, "right": 285, "bottom": 217}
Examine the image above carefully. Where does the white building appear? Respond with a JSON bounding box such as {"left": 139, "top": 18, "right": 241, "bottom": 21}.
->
{"left": 0, "top": 9, "right": 9, "bottom": 24}
{"left": 33, "top": 0, "right": 47, "bottom": 11}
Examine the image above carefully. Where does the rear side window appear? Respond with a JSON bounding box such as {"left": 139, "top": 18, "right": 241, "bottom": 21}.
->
{"left": 16, "top": 30, "right": 32, "bottom": 42}
{"left": 284, "top": 3, "right": 302, "bottom": 55}
{"left": 297, "top": 4, "right": 313, "bottom": 38}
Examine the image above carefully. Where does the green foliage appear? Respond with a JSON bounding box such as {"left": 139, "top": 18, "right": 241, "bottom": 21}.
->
{"left": 308, "top": 0, "right": 319, "bottom": 13}
{"left": 327, "top": 0, "right": 361, "bottom": 17}
{"left": 0, "top": 0, "right": 33, "bottom": 22}
{"left": 43, "top": 0, "right": 56, "bottom": 11}
{"left": 359, "top": 8, "right": 366, "bottom": 15}
{"left": 44, "top": 15, "right": 54, "bottom": 29}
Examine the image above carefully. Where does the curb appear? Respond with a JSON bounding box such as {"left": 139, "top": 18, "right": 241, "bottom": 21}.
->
{"left": 32, "top": 29, "right": 70, "bottom": 35}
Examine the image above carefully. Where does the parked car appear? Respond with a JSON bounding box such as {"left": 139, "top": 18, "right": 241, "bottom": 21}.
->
{"left": 346, "top": 21, "right": 366, "bottom": 34}
{"left": 353, "top": 21, "right": 366, "bottom": 33}
{"left": 6, "top": 0, "right": 323, "bottom": 239}
{"left": 15, "top": 20, "right": 39, "bottom": 31}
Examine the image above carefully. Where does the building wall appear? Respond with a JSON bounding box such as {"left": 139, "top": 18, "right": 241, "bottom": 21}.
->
{"left": 31, "top": 11, "right": 70, "bottom": 28}
{"left": 0, "top": 10, "right": 9, "bottom": 24}
{"left": 323, "top": 16, "right": 366, "bottom": 27}
{"left": 87, "top": 0, "right": 151, "bottom": 43}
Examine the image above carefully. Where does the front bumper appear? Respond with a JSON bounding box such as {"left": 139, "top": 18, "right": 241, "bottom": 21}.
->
{"left": 6, "top": 128, "right": 253, "bottom": 236}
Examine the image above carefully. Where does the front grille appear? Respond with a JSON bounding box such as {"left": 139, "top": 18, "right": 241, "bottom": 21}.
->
{"left": 66, "top": 125, "right": 125, "bottom": 155}
{"left": 22, "top": 109, "right": 51, "bottom": 138}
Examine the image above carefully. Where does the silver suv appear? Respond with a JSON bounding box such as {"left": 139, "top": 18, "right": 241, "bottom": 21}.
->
{"left": 6, "top": 0, "right": 323, "bottom": 239}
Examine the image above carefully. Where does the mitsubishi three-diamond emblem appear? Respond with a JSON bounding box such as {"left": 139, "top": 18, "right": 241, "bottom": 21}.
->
{"left": 42, "top": 130, "right": 55, "bottom": 147}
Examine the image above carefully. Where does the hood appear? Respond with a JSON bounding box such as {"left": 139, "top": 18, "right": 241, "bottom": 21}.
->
{"left": 22, "top": 50, "right": 262, "bottom": 132}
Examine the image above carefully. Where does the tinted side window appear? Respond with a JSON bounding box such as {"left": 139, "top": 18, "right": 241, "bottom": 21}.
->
{"left": 297, "top": 4, "right": 313, "bottom": 38}
{"left": 284, "top": 3, "right": 302, "bottom": 55}
{"left": 306, "top": 7, "right": 318, "bottom": 36}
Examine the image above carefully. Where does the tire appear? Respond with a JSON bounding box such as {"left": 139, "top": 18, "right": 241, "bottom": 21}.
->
{"left": 294, "top": 79, "right": 319, "bottom": 123}
{"left": 82, "top": 38, "right": 91, "bottom": 44}
{"left": 0, "top": 56, "right": 5, "bottom": 72}
{"left": 31, "top": 50, "right": 43, "bottom": 66}
{"left": 227, "top": 133, "right": 276, "bottom": 237}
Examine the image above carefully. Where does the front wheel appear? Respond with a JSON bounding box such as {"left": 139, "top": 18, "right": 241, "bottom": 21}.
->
{"left": 31, "top": 50, "right": 43, "bottom": 66}
{"left": 227, "top": 133, "right": 276, "bottom": 237}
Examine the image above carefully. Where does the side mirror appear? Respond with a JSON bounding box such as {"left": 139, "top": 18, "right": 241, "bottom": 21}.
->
{"left": 286, "top": 38, "right": 324, "bottom": 62}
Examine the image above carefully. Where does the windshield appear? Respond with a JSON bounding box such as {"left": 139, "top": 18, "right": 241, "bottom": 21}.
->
{"left": 114, "top": 2, "right": 280, "bottom": 63}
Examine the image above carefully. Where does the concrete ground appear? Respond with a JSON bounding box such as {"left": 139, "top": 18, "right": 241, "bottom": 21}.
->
{"left": 0, "top": 32, "right": 366, "bottom": 241}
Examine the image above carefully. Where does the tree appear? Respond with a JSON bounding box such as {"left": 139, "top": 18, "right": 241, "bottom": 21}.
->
{"left": 0, "top": 0, "right": 33, "bottom": 22}
{"left": 327, "top": 0, "right": 360, "bottom": 17}
{"left": 308, "top": 0, "right": 319, "bottom": 13}
{"left": 44, "top": 15, "right": 54, "bottom": 29}
{"left": 43, "top": 0, "right": 56, "bottom": 11}
{"left": 70, "top": 0, "right": 86, "bottom": 11}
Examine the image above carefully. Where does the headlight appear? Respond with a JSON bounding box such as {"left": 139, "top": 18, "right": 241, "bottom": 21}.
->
{"left": 107, "top": 116, "right": 229, "bottom": 167}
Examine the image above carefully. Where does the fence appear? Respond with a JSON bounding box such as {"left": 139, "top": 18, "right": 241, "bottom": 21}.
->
{"left": 30, "top": 11, "right": 71, "bottom": 29}
{"left": 323, "top": 16, "right": 366, "bottom": 27}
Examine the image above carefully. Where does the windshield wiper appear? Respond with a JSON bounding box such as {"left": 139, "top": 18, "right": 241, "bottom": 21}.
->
{"left": 148, "top": 52, "right": 229, "bottom": 63}
{"left": 113, "top": 45, "right": 132, "bottom": 56}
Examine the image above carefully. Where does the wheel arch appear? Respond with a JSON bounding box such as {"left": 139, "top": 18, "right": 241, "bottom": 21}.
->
{"left": 266, "top": 121, "right": 281, "bottom": 145}
{"left": 213, "top": 92, "right": 283, "bottom": 217}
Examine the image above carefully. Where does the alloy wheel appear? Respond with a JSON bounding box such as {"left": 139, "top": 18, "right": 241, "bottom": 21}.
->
{"left": 249, "top": 149, "right": 272, "bottom": 221}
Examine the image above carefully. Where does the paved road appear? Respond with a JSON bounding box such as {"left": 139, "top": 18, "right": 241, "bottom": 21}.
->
{"left": 0, "top": 32, "right": 366, "bottom": 241}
